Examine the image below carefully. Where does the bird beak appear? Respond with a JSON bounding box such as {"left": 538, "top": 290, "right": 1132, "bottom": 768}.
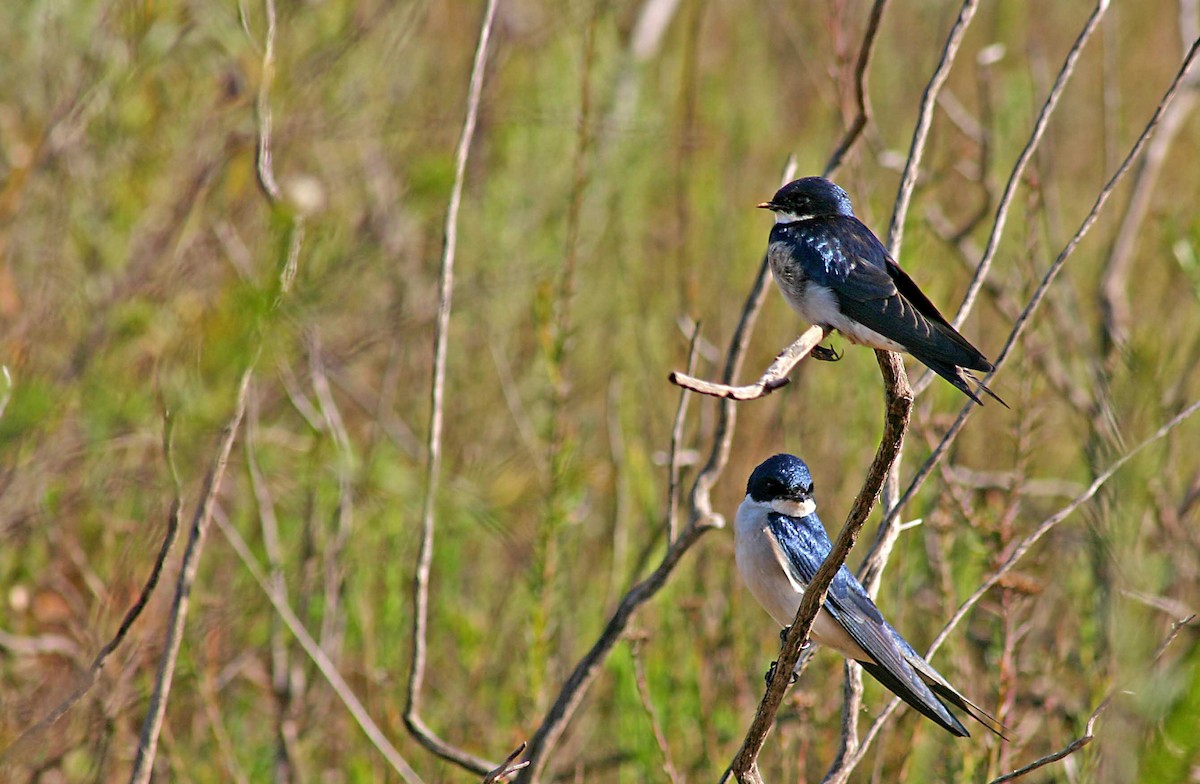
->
{"left": 757, "top": 201, "right": 775, "bottom": 210}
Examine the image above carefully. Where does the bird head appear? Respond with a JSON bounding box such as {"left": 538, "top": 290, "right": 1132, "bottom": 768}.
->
{"left": 746, "top": 453, "right": 817, "bottom": 518}
{"left": 757, "top": 177, "right": 855, "bottom": 223}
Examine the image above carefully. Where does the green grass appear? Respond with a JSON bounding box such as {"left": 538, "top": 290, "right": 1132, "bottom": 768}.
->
{"left": 2, "top": 0, "right": 1199, "bottom": 781}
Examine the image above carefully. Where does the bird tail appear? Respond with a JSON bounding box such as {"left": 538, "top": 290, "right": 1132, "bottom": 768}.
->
{"left": 856, "top": 659, "right": 970, "bottom": 738}
{"left": 924, "top": 681, "right": 1010, "bottom": 741}
{"left": 905, "top": 655, "right": 1010, "bottom": 740}
{"left": 920, "top": 358, "right": 1008, "bottom": 408}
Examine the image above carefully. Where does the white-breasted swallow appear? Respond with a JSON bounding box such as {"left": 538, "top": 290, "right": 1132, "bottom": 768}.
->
{"left": 735, "top": 453, "right": 1006, "bottom": 737}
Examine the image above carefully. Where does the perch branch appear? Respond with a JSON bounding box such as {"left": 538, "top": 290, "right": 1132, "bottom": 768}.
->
{"left": 669, "top": 325, "right": 827, "bottom": 400}
{"left": 729, "top": 352, "right": 912, "bottom": 783}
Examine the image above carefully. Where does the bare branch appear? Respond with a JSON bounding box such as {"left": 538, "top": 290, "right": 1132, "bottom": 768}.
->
{"left": 246, "top": 389, "right": 298, "bottom": 784}
{"left": 823, "top": 0, "right": 890, "bottom": 178}
{"left": 0, "top": 416, "right": 182, "bottom": 765}
{"left": 952, "top": 0, "right": 1110, "bottom": 332}
{"left": 404, "top": 0, "right": 500, "bottom": 774}
{"left": 1099, "top": 0, "right": 1199, "bottom": 354}
{"left": 212, "top": 509, "right": 424, "bottom": 783}
{"left": 666, "top": 324, "right": 701, "bottom": 542}
{"left": 130, "top": 368, "right": 252, "bottom": 784}
{"left": 630, "top": 636, "right": 683, "bottom": 784}
{"left": 886, "top": 0, "right": 981, "bottom": 253}
{"left": 254, "top": 0, "right": 281, "bottom": 203}
{"left": 845, "top": 402, "right": 1200, "bottom": 773}
{"left": 669, "top": 325, "right": 827, "bottom": 400}
{"left": 482, "top": 743, "right": 530, "bottom": 784}
{"left": 986, "top": 615, "right": 1195, "bottom": 784}
{"left": 987, "top": 703, "right": 1105, "bottom": 784}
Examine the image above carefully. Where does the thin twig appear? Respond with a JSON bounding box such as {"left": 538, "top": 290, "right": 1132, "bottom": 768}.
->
{"left": 666, "top": 324, "right": 701, "bottom": 542}
{"left": 130, "top": 369, "right": 252, "bottom": 784}
{"left": 845, "top": 402, "right": 1200, "bottom": 773}
{"left": 952, "top": 0, "right": 1110, "bottom": 332}
{"left": 870, "top": 34, "right": 1200, "bottom": 557}
{"left": 482, "top": 743, "right": 530, "bottom": 784}
{"left": 669, "top": 325, "right": 827, "bottom": 400}
{"left": 404, "top": 0, "right": 500, "bottom": 774}
{"left": 255, "top": 0, "right": 281, "bottom": 203}
{"left": 212, "top": 508, "right": 425, "bottom": 784}
{"left": 0, "top": 417, "right": 182, "bottom": 765}
{"left": 629, "top": 636, "right": 683, "bottom": 784}
{"left": 245, "top": 389, "right": 298, "bottom": 784}
{"left": 886, "top": 0, "right": 981, "bottom": 252}
{"left": 1098, "top": 0, "right": 1199, "bottom": 355}
{"left": 986, "top": 614, "right": 1195, "bottom": 783}
{"left": 311, "top": 336, "right": 355, "bottom": 656}
{"left": 823, "top": 0, "right": 890, "bottom": 178}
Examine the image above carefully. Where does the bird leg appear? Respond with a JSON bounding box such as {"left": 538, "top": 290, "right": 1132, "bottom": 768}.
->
{"left": 810, "top": 344, "right": 842, "bottom": 362}
{"left": 764, "top": 626, "right": 810, "bottom": 685}
{"left": 764, "top": 660, "right": 798, "bottom": 687}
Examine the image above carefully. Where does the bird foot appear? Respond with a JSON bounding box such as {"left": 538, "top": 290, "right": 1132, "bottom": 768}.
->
{"left": 810, "top": 344, "right": 842, "bottom": 362}
{"left": 764, "top": 660, "right": 799, "bottom": 687}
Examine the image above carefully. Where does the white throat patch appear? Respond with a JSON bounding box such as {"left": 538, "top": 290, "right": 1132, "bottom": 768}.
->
{"left": 775, "top": 211, "right": 814, "bottom": 225}
{"left": 771, "top": 497, "right": 816, "bottom": 517}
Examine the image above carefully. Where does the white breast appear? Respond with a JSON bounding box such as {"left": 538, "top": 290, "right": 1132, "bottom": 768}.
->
{"left": 768, "top": 257, "right": 908, "bottom": 354}
{"left": 733, "top": 497, "right": 872, "bottom": 661}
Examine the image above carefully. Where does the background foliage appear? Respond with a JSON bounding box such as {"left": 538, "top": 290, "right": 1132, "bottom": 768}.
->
{"left": 2, "top": 0, "right": 1199, "bottom": 781}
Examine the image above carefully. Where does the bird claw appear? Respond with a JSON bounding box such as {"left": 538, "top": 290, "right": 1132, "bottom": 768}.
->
{"left": 810, "top": 344, "right": 842, "bottom": 362}
{"left": 764, "top": 660, "right": 799, "bottom": 687}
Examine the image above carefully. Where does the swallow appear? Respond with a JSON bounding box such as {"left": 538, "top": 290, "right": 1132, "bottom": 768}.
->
{"left": 735, "top": 453, "right": 1006, "bottom": 738}
{"left": 759, "top": 177, "right": 1004, "bottom": 406}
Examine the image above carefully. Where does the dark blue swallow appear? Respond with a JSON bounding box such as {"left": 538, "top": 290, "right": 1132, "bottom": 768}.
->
{"left": 735, "top": 453, "right": 1007, "bottom": 738}
{"left": 758, "top": 177, "right": 1004, "bottom": 406}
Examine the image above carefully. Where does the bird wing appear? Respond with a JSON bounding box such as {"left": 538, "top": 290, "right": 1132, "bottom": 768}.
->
{"left": 797, "top": 217, "right": 992, "bottom": 372}
{"left": 765, "top": 511, "right": 970, "bottom": 736}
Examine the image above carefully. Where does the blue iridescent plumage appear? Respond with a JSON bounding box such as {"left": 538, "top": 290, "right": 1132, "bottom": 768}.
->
{"left": 736, "top": 454, "right": 1006, "bottom": 738}
{"left": 759, "top": 177, "right": 1005, "bottom": 405}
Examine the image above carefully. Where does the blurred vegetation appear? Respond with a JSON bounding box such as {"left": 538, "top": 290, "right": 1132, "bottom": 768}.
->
{"left": 2, "top": 0, "right": 1200, "bottom": 781}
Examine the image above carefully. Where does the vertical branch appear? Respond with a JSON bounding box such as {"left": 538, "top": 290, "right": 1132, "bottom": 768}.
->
{"left": 254, "top": 0, "right": 280, "bottom": 203}
{"left": 246, "top": 390, "right": 298, "bottom": 784}
{"left": 129, "top": 369, "right": 253, "bottom": 784}
{"left": 822, "top": 0, "right": 890, "bottom": 179}
{"left": 311, "top": 336, "right": 355, "bottom": 656}
{"left": 886, "top": 0, "right": 981, "bottom": 252}
{"left": 665, "top": 325, "right": 701, "bottom": 542}
{"left": 403, "top": 0, "right": 499, "bottom": 774}
{"left": 729, "top": 354, "right": 912, "bottom": 784}
{"left": 1099, "top": 0, "right": 1199, "bottom": 356}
